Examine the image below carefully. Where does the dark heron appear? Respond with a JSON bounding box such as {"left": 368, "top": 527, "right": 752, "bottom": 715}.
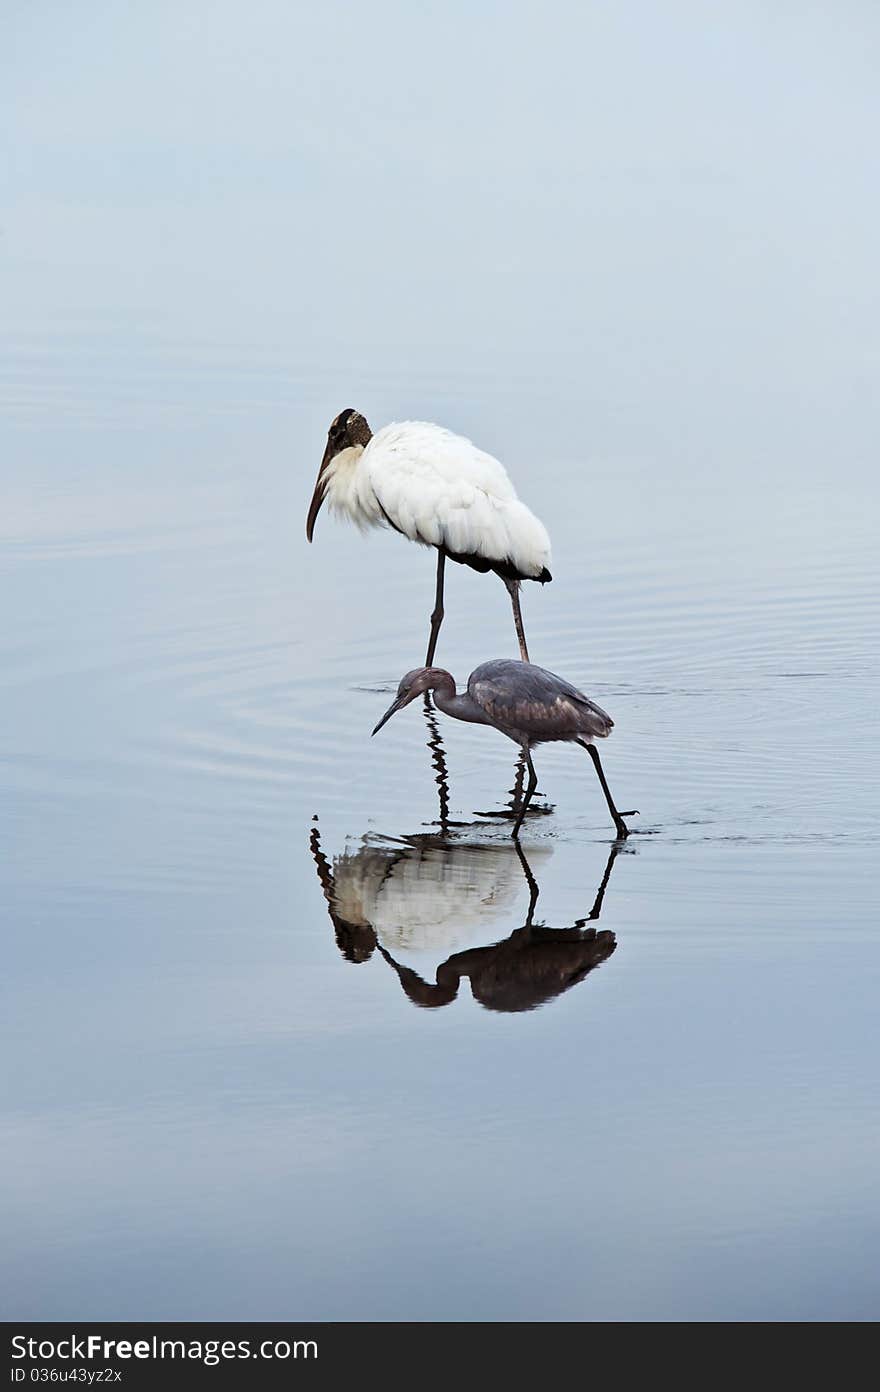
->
{"left": 305, "top": 412, "right": 551, "bottom": 664}
{"left": 372, "top": 658, "right": 638, "bottom": 839}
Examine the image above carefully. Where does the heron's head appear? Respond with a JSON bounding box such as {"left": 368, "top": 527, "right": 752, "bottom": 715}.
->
{"left": 306, "top": 408, "right": 373, "bottom": 541}
{"left": 371, "top": 668, "right": 443, "bottom": 735}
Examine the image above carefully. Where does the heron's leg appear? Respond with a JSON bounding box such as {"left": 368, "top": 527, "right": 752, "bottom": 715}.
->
{"left": 503, "top": 578, "right": 530, "bottom": 663}
{"left": 512, "top": 747, "right": 538, "bottom": 839}
{"left": 425, "top": 550, "right": 446, "bottom": 666}
{"left": 584, "top": 744, "right": 639, "bottom": 840}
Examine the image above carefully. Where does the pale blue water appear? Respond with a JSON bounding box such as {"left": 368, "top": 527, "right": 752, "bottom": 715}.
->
{"left": 3, "top": 1, "right": 879, "bottom": 1322}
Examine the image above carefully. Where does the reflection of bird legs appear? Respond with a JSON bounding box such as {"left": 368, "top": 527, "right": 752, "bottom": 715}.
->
{"left": 512, "top": 837, "right": 620, "bottom": 927}
{"left": 512, "top": 837, "right": 541, "bottom": 925}
{"left": 510, "top": 749, "right": 526, "bottom": 816}
{"left": 577, "top": 842, "right": 622, "bottom": 924}
{"left": 512, "top": 747, "right": 538, "bottom": 839}
{"left": 422, "top": 697, "right": 476, "bottom": 832}
{"left": 423, "top": 698, "right": 452, "bottom": 834}
{"left": 474, "top": 747, "right": 553, "bottom": 825}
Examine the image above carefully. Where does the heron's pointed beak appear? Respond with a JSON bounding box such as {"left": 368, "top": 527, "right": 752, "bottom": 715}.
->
{"left": 306, "top": 443, "right": 333, "bottom": 542}
{"left": 371, "top": 694, "right": 408, "bottom": 736}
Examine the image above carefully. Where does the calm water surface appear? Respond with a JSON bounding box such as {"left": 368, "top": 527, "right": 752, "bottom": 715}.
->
{"left": 2, "top": 332, "right": 877, "bottom": 1321}
{"left": 4, "top": 0, "right": 880, "bottom": 1323}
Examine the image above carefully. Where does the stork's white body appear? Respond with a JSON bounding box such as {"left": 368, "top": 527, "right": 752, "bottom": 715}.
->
{"left": 321, "top": 421, "right": 552, "bottom": 582}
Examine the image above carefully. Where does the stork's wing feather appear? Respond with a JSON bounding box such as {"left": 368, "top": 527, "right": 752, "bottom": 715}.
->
{"left": 365, "top": 422, "right": 551, "bottom": 581}
{"left": 468, "top": 660, "right": 613, "bottom": 740}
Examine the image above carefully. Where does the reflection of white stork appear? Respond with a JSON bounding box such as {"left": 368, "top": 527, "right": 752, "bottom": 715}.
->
{"left": 310, "top": 826, "right": 624, "bottom": 1015}
{"left": 310, "top": 826, "right": 552, "bottom": 960}
{"left": 362, "top": 838, "right": 554, "bottom": 956}
{"left": 306, "top": 411, "right": 552, "bottom": 664}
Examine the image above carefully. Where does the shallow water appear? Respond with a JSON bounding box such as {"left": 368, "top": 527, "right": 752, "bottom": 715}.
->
{"left": 4, "top": 2, "right": 880, "bottom": 1323}
{"left": 2, "top": 332, "right": 878, "bottom": 1323}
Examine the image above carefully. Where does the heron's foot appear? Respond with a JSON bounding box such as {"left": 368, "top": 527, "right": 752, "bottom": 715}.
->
{"left": 613, "top": 810, "right": 639, "bottom": 839}
{"left": 474, "top": 800, "right": 553, "bottom": 822}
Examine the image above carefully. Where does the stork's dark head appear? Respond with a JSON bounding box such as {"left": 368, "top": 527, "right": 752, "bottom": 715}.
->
{"left": 326, "top": 407, "right": 371, "bottom": 455}
{"left": 306, "top": 408, "right": 373, "bottom": 541}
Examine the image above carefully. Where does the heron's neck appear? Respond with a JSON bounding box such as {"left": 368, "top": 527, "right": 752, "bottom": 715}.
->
{"left": 432, "top": 680, "right": 493, "bottom": 727}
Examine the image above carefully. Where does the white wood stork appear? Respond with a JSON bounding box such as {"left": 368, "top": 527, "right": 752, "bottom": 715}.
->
{"left": 305, "top": 410, "right": 552, "bottom": 663}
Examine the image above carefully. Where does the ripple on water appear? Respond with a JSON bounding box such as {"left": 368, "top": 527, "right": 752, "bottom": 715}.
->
{"left": 3, "top": 441, "right": 878, "bottom": 918}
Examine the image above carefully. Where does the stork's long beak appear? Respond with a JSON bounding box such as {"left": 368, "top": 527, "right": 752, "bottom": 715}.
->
{"left": 371, "top": 693, "right": 409, "bottom": 736}
{"left": 306, "top": 442, "right": 333, "bottom": 542}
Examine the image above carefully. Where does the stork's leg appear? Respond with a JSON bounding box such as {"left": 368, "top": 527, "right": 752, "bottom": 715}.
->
{"left": 425, "top": 550, "right": 446, "bottom": 666}
{"left": 503, "top": 578, "right": 530, "bottom": 663}
{"left": 512, "top": 748, "right": 538, "bottom": 839}
{"left": 584, "top": 743, "right": 639, "bottom": 840}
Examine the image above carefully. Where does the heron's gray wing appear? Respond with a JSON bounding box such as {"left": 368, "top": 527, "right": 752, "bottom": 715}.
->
{"left": 468, "top": 660, "right": 613, "bottom": 739}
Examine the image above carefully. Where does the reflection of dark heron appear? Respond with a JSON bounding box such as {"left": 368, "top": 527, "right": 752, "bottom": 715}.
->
{"left": 310, "top": 820, "right": 625, "bottom": 1014}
